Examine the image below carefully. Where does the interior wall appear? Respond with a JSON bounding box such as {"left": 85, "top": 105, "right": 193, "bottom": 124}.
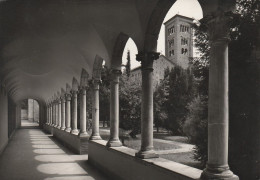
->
{"left": 39, "top": 104, "right": 46, "bottom": 129}
{"left": 0, "top": 87, "right": 8, "bottom": 153}
{"left": 16, "top": 105, "right": 21, "bottom": 128}
{"left": 8, "top": 97, "right": 16, "bottom": 138}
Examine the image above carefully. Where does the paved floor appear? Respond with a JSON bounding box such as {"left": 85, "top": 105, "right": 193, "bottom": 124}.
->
{"left": 21, "top": 119, "right": 39, "bottom": 128}
{"left": 0, "top": 128, "right": 107, "bottom": 180}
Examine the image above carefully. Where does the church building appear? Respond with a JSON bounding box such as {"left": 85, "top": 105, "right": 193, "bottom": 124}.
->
{"left": 130, "top": 14, "right": 194, "bottom": 87}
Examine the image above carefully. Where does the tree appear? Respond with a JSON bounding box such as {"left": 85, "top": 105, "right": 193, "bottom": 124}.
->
{"left": 183, "top": 95, "right": 208, "bottom": 166}
{"left": 125, "top": 50, "right": 131, "bottom": 77}
{"left": 186, "top": 1, "right": 260, "bottom": 178}
{"left": 154, "top": 71, "right": 169, "bottom": 133}
{"left": 99, "top": 66, "right": 110, "bottom": 127}
{"left": 119, "top": 72, "right": 141, "bottom": 138}
{"left": 163, "top": 66, "right": 196, "bottom": 135}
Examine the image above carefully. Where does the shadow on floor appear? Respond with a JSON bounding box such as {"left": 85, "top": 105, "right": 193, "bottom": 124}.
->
{"left": 0, "top": 128, "right": 108, "bottom": 180}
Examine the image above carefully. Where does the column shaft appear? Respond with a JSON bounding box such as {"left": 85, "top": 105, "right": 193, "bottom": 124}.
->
{"left": 46, "top": 106, "right": 49, "bottom": 125}
{"left": 58, "top": 100, "right": 61, "bottom": 128}
{"left": 201, "top": 15, "right": 238, "bottom": 180}
{"left": 106, "top": 70, "right": 122, "bottom": 147}
{"left": 55, "top": 102, "right": 59, "bottom": 128}
{"left": 71, "top": 91, "right": 79, "bottom": 135}
{"left": 90, "top": 80, "right": 102, "bottom": 140}
{"left": 50, "top": 105, "right": 53, "bottom": 126}
{"left": 61, "top": 98, "right": 66, "bottom": 130}
{"left": 79, "top": 88, "right": 89, "bottom": 137}
{"left": 65, "top": 94, "right": 72, "bottom": 132}
{"left": 135, "top": 52, "right": 159, "bottom": 159}
{"left": 52, "top": 103, "right": 56, "bottom": 126}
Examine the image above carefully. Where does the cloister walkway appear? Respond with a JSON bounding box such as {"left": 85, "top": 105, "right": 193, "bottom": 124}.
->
{"left": 0, "top": 128, "right": 106, "bottom": 180}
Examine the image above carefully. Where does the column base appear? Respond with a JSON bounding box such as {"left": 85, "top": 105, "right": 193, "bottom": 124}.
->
{"left": 201, "top": 165, "right": 239, "bottom": 180}
{"left": 65, "top": 127, "right": 71, "bottom": 132}
{"left": 79, "top": 131, "right": 89, "bottom": 138}
{"left": 57, "top": 126, "right": 61, "bottom": 129}
{"left": 89, "top": 134, "right": 102, "bottom": 140}
{"left": 71, "top": 129, "right": 79, "bottom": 135}
{"left": 106, "top": 138, "right": 122, "bottom": 147}
{"left": 60, "top": 127, "right": 65, "bottom": 130}
{"left": 135, "top": 150, "right": 159, "bottom": 159}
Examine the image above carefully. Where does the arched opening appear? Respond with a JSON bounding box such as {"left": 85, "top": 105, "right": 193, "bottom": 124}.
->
{"left": 139, "top": 0, "right": 205, "bottom": 168}
{"left": 21, "top": 99, "right": 39, "bottom": 128}
{"left": 122, "top": 38, "right": 140, "bottom": 70}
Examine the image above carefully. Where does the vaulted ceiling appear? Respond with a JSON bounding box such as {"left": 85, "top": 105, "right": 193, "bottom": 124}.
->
{"left": 0, "top": 0, "right": 236, "bottom": 104}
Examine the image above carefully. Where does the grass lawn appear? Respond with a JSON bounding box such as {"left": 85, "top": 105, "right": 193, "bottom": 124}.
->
{"left": 160, "top": 152, "right": 203, "bottom": 169}
{"left": 122, "top": 138, "right": 180, "bottom": 151}
{"left": 99, "top": 128, "right": 203, "bottom": 170}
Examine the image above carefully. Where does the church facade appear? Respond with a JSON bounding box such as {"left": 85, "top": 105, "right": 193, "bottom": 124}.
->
{"left": 130, "top": 14, "right": 194, "bottom": 88}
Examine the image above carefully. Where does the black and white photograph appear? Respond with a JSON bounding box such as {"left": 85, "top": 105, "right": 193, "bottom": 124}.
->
{"left": 0, "top": 0, "right": 259, "bottom": 179}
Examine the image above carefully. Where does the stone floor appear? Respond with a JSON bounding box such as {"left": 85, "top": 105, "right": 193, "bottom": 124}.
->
{"left": 21, "top": 119, "right": 39, "bottom": 127}
{"left": 0, "top": 128, "right": 107, "bottom": 180}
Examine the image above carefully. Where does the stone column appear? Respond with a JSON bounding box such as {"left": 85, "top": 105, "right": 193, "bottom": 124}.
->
{"left": 58, "top": 99, "right": 61, "bottom": 129}
{"left": 135, "top": 52, "right": 159, "bottom": 159}
{"left": 90, "top": 79, "right": 102, "bottom": 140}
{"left": 201, "top": 15, "right": 238, "bottom": 180}
{"left": 65, "top": 94, "right": 72, "bottom": 132}
{"left": 50, "top": 104, "right": 53, "bottom": 126}
{"left": 79, "top": 87, "right": 89, "bottom": 137}
{"left": 46, "top": 105, "right": 49, "bottom": 125}
{"left": 48, "top": 105, "right": 51, "bottom": 125}
{"left": 52, "top": 102, "right": 56, "bottom": 126}
{"left": 55, "top": 102, "right": 59, "bottom": 128}
{"left": 61, "top": 97, "right": 66, "bottom": 130}
{"left": 106, "top": 69, "right": 122, "bottom": 147}
{"left": 71, "top": 90, "right": 79, "bottom": 135}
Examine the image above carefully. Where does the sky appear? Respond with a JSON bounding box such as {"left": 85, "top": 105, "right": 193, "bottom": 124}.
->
{"left": 122, "top": 0, "right": 203, "bottom": 69}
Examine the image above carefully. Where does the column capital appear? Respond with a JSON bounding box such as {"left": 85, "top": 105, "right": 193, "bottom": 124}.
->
{"left": 61, "top": 96, "right": 66, "bottom": 103}
{"left": 91, "top": 79, "right": 102, "bottom": 90}
{"left": 79, "top": 86, "right": 87, "bottom": 95}
{"left": 204, "top": 12, "right": 236, "bottom": 44}
{"left": 136, "top": 51, "right": 160, "bottom": 70}
{"left": 92, "top": 78, "right": 102, "bottom": 85}
{"left": 57, "top": 98, "right": 61, "bottom": 104}
{"left": 110, "top": 69, "right": 122, "bottom": 76}
{"left": 109, "top": 69, "right": 122, "bottom": 83}
{"left": 70, "top": 90, "right": 78, "bottom": 96}
{"left": 65, "top": 93, "right": 72, "bottom": 101}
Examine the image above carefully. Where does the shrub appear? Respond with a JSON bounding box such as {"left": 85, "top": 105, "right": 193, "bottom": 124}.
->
{"left": 183, "top": 95, "right": 208, "bottom": 166}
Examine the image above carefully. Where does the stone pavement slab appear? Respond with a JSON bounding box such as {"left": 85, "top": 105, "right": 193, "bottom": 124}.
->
{"left": 0, "top": 129, "right": 107, "bottom": 180}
